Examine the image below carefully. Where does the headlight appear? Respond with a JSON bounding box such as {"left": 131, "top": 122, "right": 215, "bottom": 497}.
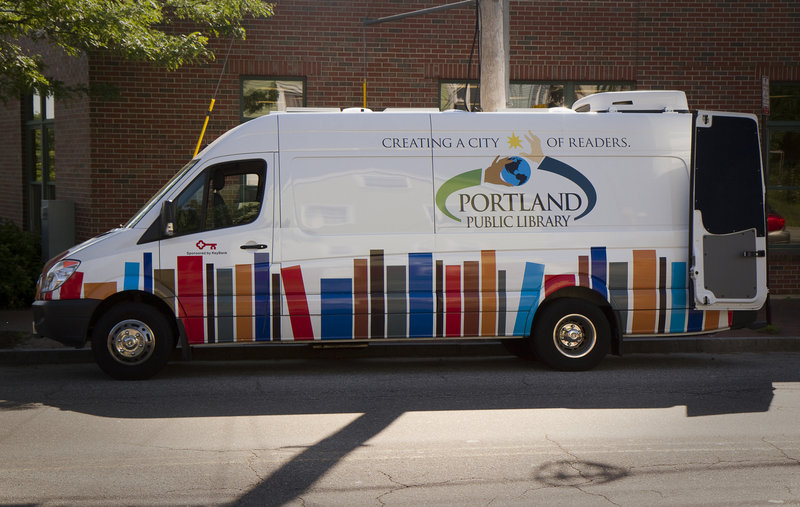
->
{"left": 40, "top": 259, "right": 81, "bottom": 293}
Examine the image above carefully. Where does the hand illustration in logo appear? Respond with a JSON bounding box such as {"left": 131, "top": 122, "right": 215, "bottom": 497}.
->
{"left": 519, "top": 131, "right": 545, "bottom": 163}
{"left": 484, "top": 156, "right": 532, "bottom": 187}
{"left": 484, "top": 133, "right": 543, "bottom": 187}
{"left": 484, "top": 156, "right": 515, "bottom": 187}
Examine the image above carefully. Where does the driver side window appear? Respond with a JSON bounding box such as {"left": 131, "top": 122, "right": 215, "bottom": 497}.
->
{"left": 173, "top": 159, "right": 266, "bottom": 237}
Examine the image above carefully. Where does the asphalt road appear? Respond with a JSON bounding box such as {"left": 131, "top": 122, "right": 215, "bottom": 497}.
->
{"left": 1, "top": 352, "right": 799, "bottom": 506}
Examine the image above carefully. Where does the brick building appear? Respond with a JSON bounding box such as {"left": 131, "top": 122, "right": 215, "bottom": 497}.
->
{"left": 1, "top": 0, "right": 798, "bottom": 292}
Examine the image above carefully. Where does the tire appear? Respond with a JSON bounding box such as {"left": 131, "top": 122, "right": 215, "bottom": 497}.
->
{"left": 91, "top": 303, "right": 176, "bottom": 380}
{"left": 532, "top": 298, "right": 610, "bottom": 371}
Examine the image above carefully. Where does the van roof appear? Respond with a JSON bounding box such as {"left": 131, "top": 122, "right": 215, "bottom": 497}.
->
{"left": 273, "top": 90, "right": 689, "bottom": 115}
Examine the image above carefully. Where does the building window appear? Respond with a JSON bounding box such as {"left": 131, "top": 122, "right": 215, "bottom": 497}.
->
{"left": 767, "top": 82, "right": 800, "bottom": 247}
{"left": 439, "top": 81, "right": 634, "bottom": 110}
{"left": 440, "top": 82, "right": 481, "bottom": 111}
{"left": 25, "top": 91, "right": 55, "bottom": 231}
{"left": 241, "top": 78, "right": 305, "bottom": 121}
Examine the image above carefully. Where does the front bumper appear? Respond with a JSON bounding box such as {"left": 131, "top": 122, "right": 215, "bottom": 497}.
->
{"left": 32, "top": 299, "right": 102, "bottom": 348}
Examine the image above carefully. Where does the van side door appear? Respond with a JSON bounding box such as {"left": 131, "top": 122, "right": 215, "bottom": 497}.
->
{"left": 157, "top": 155, "right": 275, "bottom": 344}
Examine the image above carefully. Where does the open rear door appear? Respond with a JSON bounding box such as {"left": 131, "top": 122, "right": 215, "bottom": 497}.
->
{"left": 690, "top": 111, "right": 767, "bottom": 310}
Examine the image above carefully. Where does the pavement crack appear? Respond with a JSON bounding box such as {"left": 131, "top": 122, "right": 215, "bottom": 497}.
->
{"left": 542, "top": 435, "right": 624, "bottom": 506}
{"left": 545, "top": 434, "right": 580, "bottom": 463}
{"left": 376, "top": 471, "right": 499, "bottom": 505}
{"left": 763, "top": 437, "right": 800, "bottom": 466}
{"left": 376, "top": 470, "right": 409, "bottom": 506}
{"left": 246, "top": 450, "right": 266, "bottom": 483}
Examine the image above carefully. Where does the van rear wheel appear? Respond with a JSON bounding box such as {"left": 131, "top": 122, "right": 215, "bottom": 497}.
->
{"left": 91, "top": 303, "right": 175, "bottom": 380}
{"left": 532, "top": 298, "right": 610, "bottom": 371}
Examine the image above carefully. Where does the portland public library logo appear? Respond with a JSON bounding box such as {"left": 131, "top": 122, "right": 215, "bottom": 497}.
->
{"left": 435, "top": 131, "right": 597, "bottom": 229}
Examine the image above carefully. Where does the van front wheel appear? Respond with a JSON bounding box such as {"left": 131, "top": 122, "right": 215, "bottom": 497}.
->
{"left": 91, "top": 303, "right": 175, "bottom": 380}
{"left": 532, "top": 299, "right": 610, "bottom": 371}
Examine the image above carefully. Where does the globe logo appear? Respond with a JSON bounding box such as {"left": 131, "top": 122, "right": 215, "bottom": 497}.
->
{"left": 500, "top": 156, "right": 531, "bottom": 186}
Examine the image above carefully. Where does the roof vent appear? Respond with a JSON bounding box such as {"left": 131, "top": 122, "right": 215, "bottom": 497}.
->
{"left": 284, "top": 107, "right": 341, "bottom": 113}
{"left": 382, "top": 107, "right": 440, "bottom": 113}
{"left": 342, "top": 107, "right": 373, "bottom": 113}
{"left": 572, "top": 91, "right": 689, "bottom": 113}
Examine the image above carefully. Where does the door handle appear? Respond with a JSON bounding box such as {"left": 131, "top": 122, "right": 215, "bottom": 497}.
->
{"left": 240, "top": 243, "right": 268, "bottom": 250}
{"left": 742, "top": 250, "right": 765, "bottom": 258}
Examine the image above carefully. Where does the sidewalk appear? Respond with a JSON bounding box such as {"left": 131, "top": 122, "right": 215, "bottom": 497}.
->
{"left": 1, "top": 297, "right": 798, "bottom": 365}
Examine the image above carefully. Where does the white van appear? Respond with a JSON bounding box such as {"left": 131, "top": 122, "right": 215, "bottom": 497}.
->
{"left": 33, "top": 91, "right": 768, "bottom": 379}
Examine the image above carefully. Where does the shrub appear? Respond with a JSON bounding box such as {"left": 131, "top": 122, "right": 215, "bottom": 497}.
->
{"left": 0, "top": 219, "right": 42, "bottom": 309}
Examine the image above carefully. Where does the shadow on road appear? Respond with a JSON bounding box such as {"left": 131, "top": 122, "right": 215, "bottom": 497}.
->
{"left": 2, "top": 352, "right": 798, "bottom": 505}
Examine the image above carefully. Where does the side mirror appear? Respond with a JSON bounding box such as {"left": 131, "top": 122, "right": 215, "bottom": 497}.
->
{"left": 161, "top": 200, "right": 175, "bottom": 237}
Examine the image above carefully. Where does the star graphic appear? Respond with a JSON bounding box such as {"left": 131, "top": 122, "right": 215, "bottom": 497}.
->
{"left": 507, "top": 133, "right": 522, "bottom": 149}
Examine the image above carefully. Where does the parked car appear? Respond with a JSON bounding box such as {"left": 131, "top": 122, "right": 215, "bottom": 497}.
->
{"left": 768, "top": 207, "right": 790, "bottom": 243}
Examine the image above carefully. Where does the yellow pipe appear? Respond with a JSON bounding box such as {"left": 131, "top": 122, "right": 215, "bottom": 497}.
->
{"left": 193, "top": 98, "right": 216, "bottom": 157}
{"left": 363, "top": 79, "right": 367, "bottom": 108}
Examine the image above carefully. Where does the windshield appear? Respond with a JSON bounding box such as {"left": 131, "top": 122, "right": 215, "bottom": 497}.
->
{"left": 124, "top": 160, "right": 200, "bottom": 228}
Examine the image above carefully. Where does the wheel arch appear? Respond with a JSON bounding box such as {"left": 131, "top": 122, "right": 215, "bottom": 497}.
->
{"left": 87, "top": 291, "right": 179, "bottom": 347}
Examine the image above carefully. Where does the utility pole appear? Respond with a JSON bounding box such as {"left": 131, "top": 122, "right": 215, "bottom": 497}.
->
{"left": 364, "top": 0, "right": 510, "bottom": 112}
{"left": 479, "top": 0, "right": 509, "bottom": 111}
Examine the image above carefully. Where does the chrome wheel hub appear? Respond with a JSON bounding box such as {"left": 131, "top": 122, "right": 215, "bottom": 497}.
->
{"left": 553, "top": 314, "right": 596, "bottom": 359}
{"left": 108, "top": 319, "right": 155, "bottom": 365}
{"left": 558, "top": 322, "right": 584, "bottom": 348}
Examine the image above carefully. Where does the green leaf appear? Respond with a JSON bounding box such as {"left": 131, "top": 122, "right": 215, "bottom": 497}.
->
{"left": 0, "top": 0, "right": 275, "bottom": 101}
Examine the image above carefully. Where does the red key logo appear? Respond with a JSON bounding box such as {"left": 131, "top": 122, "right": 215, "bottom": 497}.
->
{"left": 196, "top": 240, "right": 217, "bottom": 250}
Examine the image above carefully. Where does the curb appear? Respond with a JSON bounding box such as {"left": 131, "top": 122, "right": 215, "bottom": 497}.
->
{"left": 0, "top": 348, "right": 94, "bottom": 365}
{"left": 1, "top": 336, "right": 799, "bottom": 366}
{"left": 622, "top": 335, "right": 800, "bottom": 354}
